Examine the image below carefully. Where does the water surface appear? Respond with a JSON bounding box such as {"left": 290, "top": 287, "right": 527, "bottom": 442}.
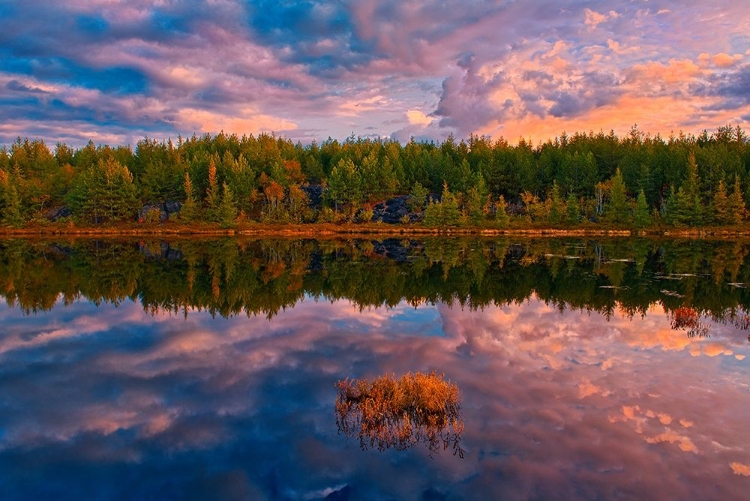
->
{"left": 1, "top": 238, "right": 749, "bottom": 500}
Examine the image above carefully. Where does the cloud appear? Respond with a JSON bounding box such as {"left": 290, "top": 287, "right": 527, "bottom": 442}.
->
{"left": 0, "top": 0, "right": 748, "bottom": 145}
{"left": 406, "top": 109, "right": 432, "bottom": 126}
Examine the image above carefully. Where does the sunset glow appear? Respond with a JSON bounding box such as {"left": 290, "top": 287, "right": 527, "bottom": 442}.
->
{"left": 1, "top": 1, "right": 749, "bottom": 146}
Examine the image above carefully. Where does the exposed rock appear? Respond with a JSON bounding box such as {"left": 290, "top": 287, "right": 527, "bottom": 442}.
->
{"left": 163, "top": 201, "right": 182, "bottom": 215}
{"left": 138, "top": 201, "right": 182, "bottom": 222}
{"left": 372, "top": 195, "right": 422, "bottom": 224}
{"left": 46, "top": 206, "right": 72, "bottom": 221}
{"left": 138, "top": 204, "right": 164, "bottom": 222}
{"left": 301, "top": 185, "right": 324, "bottom": 208}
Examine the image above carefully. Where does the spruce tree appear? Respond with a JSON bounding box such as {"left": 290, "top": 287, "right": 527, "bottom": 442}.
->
{"left": 409, "top": 182, "right": 428, "bottom": 212}
{"left": 548, "top": 181, "right": 564, "bottom": 224}
{"left": 218, "top": 182, "right": 237, "bottom": 228}
{"left": 634, "top": 189, "right": 651, "bottom": 228}
{"left": 205, "top": 160, "right": 220, "bottom": 222}
{"left": 440, "top": 182, "right": 461, "bottom": 226}
{"left": 180, "top": 172, "right": 198, "bottom": 223}
{"left": 495, "top": 195, "right": 510, "bottom": 227}
{"left": 606, "top": 168, "right": 630, "bottom": 224}
{"left": 2, "top": 182, "right": 24, "bottom": 228}
{"left": 712, "top": 179, "right": 731, "bottom": 225}
{"left": 728, "top": 175, "right": 747, "bottom": 225}
{"left": 423, "top": 197, "right": 442, "bottom": 227}
{"left": 465, "top": 186, "right": 484, "bottom": 226}
{"left": 565, "top": 192, "right": 579, "bottom": 224}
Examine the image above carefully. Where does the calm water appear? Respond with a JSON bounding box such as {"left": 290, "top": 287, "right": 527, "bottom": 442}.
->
{"left": 1, "top": 238, "right": 749, "bottom": 500}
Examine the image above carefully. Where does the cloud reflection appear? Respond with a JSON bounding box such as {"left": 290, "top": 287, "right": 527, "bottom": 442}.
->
{"left": 0, "top": 294, "right": 749, "bottom": 499}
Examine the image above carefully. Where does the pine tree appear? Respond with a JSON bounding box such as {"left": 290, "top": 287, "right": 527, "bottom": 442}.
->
{"left": 566, "top": 192, "right": 579, "bottom": 224}
{"left": 409, "top": 182, "right": 428, "bottom": 212}
{"left": 465, "top": 186, "right": 484, "bottom": 226}
{"left": 440, "top": 182, "right": 461, "bottom": 226}
{"left": 712, "top": 179, "right": 731, "bottom": 225}
{"left": 205, "top": 160, "right": 220, "bottom": 222}
{"left": 634, "top": 189, "right": 651, "bottom": 228}
{"left": 548, "top": 181, "right": 564, "bottom": 224}
{"left": 606, "top": 168, "right": 630, "bottom": 224}
{"left": 2, "top": 182, "right": 24, "bottom": 228}
{"left": 728, "top": 175, "right": 747, "bottom": 225}
{"left": 423, "top": 197, "right": 442, "bottom": 227}
{"left": 218, "top": 182, "right": 237, "bottom": 228}
{"left": 180, "top": 172, "right": 198, "bottom": 223}
{"left": 495, "top": 195, "right": 510, "bottom": 227}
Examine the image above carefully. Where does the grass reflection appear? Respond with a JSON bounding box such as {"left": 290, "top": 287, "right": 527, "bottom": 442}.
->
{"left": 335, "top": 372, "right": 465, "bottom": 458}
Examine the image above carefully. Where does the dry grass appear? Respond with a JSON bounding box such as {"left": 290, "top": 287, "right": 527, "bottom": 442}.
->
{"left": 335, "top": 371, "right": 464, "bottom": 457}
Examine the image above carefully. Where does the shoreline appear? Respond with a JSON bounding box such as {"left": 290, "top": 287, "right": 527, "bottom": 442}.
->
{"left": 2, "top": 222, "right": 750, "bottom": 239}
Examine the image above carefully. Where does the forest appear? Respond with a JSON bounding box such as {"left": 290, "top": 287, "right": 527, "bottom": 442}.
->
{"left": 1, "top": 125, "right": 749, "bottom": 229}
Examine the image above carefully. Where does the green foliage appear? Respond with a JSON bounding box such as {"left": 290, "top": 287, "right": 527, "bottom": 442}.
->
{"left": 441, "top": 183, "right": 461, "bottom": 227}
{"left": 218, "top": 182, "right": 237, "bottom": 228}
{"left": 712, "top": 179, "right": 731, "bottom": 225}
{"left": 566, "top": 192, "right": 580, "bottom": 224}
{"left": 464, "top": 186, "right": 484, "bottom": 226}
{"left": 728, "top": 175, "right": 747, "bottom": 225}
{"left": 3, "top": 182, "right": 25, "bottom": 228}
{"left": 2, "top": 125, "right": 750, "bottom": 229}
{"left": 68, "top": 157, "right": 139, "bottom": 223}
{"left": 180, "top": 172, "right": 199, "bottom": 223}
{"left": 606, "top": 169, "right": 630, "bottom": 224}
{"left": 548, "top": 181, "right": 564, "bottom": 224}
{"left": 205, "top": 160, "right": 220, "bottom": 222}
{"left": 495, "top": 195, "right": 510, "bottom": 227}
{"left": 422, "top": 184, "right": 462, "bottom": 228}
{"left": 409, "top": 182, "right": 428, "bottom": 212}
{"left": 326, "top": 158, "right": 362, "bottom": 212}
{"left": 634, "top": 189, "right": 651, "bottom": 228}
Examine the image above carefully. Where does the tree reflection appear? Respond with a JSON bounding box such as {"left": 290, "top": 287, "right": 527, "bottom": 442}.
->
{"left": 670, "top": 306, "right": 709, "bottom": 338}
{"left": 335, "top": 372, "right": 465, "bottom": 458}
{"left": 2, "top": 237, "right": 750, "bottom": 339}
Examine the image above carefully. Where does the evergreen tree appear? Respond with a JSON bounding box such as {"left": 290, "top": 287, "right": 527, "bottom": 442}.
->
{"left": 218, "top": 182, "right": 237, "bottom": 228}
{"left": 409, "top": 182, "right": 428, "bottom": 212}
{"left": 2, "top": 182, "right": 24, "bottom": 228}
{"left": 422, "top": 197, "right": 442, "bottom": 227}
{"left": 440, "top": 182, "right": 461, "bottom": 226}
{"left": 712, "top": 179, "right": 731, "bottom": 225}
{"left": 495, "top": 195, "right": 510, "bottom": 227}
{"left": 634, "top": 189, "right": 651, "bottom": 228}
{"left": 668, "top": 152, "right": 706, "bottom": 226}
{"left": 548, "top": 181, "right": 564, "bottom": 224}
{"left": 465, "top": 186, "right": 484, "bottom": 226}
{"left": 565, "top": 192, "right": 579, "bottom": 224}
{"left": 326, "top": 158, "right": 362, "bottom": 213}
{"left": 205, "top": 160, "right": 220, "bottom": 222}
{"left": 180, "top": 172, "right": 199, "bottom": 222}
{"left": 69, "top": 157, "right": 139, "bottom": 223}
{"left": 606, "top": 168, "right": 630, "bottom": 224}
{"left": 728, "top": 175, "right": 747, "bottom": 225}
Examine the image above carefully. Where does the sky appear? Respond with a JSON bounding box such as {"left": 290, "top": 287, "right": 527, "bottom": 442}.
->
{"left": 1, "top": 0, "right": 750, "bottom": 147}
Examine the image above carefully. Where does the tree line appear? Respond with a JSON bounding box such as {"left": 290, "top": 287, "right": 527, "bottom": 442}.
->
{"left": 1, "top": 125, "right": 749, "bottom": 228}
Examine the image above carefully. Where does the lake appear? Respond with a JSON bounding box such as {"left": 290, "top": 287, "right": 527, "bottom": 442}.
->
{"left": 1, "top": 237, "right": 749, "bottom": 500}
